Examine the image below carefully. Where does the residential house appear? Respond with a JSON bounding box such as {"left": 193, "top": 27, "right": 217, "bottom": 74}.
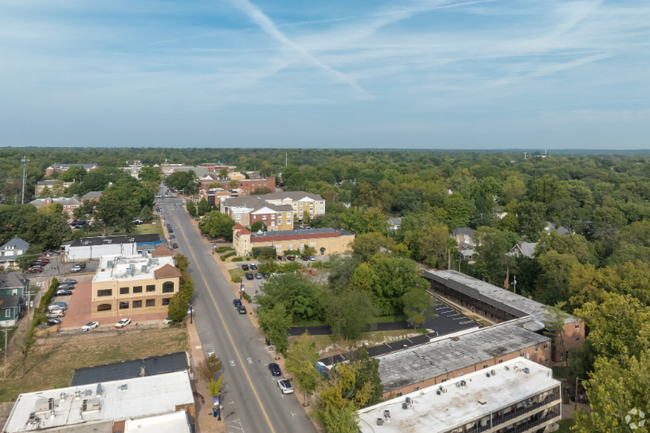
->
{"left": 221, "top": 196, "right": 293, "bottom": 231}
{"left": 510, "top": 242, "right": 537, "bottom": 259}
{"left": 29, "top": 196, "right": 82, "bottom": 218}
{"left": 0, "top": 271, "right": 30, "bottom": 327}
{"left": 233, "top": 225, "right": 354, "bottom": 257}
{"left": 45, "top": 163, "right": 98, "bottom": 176}
{"left": 544, "top": 222, "right": 570, "bottom": 235}
{"left": 91, "top": 252, "right": 181, "bottom": 317}
{"left": 260, "top": 191, "right": 325, "bottom": 222}
{"left": 388, "top": 217, "right": 402, "bottom": 231}
{"left": 35, "top": 180, "right": 73, "bottom": 196}
{"left": 452, "top": 227, "right": 476, "bottom": 246}
{"left": 0, "top": 237, "right": 29, "bottom": 269}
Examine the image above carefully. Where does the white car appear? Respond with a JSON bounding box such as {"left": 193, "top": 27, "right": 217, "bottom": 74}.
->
{"left": 163, "top": 317, "right": 172, "bottom": 325}
{"left": 115, "top": 318, "right": 131, "bottom": 328}
{"left": 278, "top": 379, "right": 294, "bottom": 395}
{"left": 81, "top": 321, "right": 99, "bottom": 331}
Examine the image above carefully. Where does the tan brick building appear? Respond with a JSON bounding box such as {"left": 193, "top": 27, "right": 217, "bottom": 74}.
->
{"left": 90, "top": 252, "right": 181, "bottom": 317}
{"left": 232, "top": 225, "right": 354, "bottom": 257}
{"left": 221, "top": 196, "right": 294, "bottom": 231}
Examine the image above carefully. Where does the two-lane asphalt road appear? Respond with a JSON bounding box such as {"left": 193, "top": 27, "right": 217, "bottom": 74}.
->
{"left": 158, "top": 191, "right": 316, "bottom": 433}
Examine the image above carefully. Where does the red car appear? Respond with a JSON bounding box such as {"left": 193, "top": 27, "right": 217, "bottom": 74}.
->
{"left": 27, "top": 267, "right": 43, "bottom": 273}
{"left": 38, "top": 258, "right": 50, "bottom": 264}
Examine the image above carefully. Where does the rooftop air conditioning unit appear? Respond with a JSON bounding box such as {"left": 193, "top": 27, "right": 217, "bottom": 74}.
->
{"left": 402, "top": 402, "right": 408, "bottom": 409}
{"left": 436, "top": 390, "right": 441, "bottom": 395}
{"left": 377, "top": 418, "right": 384, "bottom": 426}
{"left": 107, "top": 260, "right": 113, "bottom": 268}
{"left": 486, "top": 372, "right": 491, "bottom": 378}
{"left": 523, "top": 368, "right": 530, "bottom": 374}
{"left": 384, "top": 410, "right": 390, "bottom": 419}
{"left": 405, "top": 397, "right": 411, "bottom": 404}
{"left": 491, "top": 370, "right": 496, "bottom": 376}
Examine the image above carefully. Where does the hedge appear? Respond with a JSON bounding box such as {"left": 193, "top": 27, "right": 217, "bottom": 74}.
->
{"left": 242, "top": 292, "right": 252, "bottom": 303}
{"left": 251, "top": 247, "right": 275, "bottom": 259}
{"left": 34, "top": 277, "right": 58, "bottom": 326}
{"left": 216, "top": 246, "right": 233, "bottom": 253}
{"left": 232, "top": 275, "right": 242, "bottom": 283}
{"left": 232, "top": 257, "right": 243, "bottom": 262}
{"left": 222, "top": 252, "right": 236, "bottom": 260}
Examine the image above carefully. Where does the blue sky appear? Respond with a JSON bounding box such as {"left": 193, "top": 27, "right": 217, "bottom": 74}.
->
{"left": 1, "top": 0, "right": 649, "bottom": 149}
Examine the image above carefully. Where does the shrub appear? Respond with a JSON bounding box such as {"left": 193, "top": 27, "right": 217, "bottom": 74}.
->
{"left": 242, "top": 292, "right": 252, "bottom": 303}
{"left": 252, "top": 246, "right": 275, "bottom": 259}
{"left": 232, "top": 275, "right": 242, "bottom": 283}
{"left": 222, "top": 252, "right": 236, "bottom": 260}
{"left": 232, "top": 257, "right": 243, "bottom": 262}
{"left": 216, "top": 246, "right": 233, "bottom": 253}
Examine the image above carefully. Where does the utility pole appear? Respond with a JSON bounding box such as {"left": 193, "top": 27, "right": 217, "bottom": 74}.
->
{"left": 21, "top": 156, "right": 29, "bottom": 204}
{"left": 3, "top": 328, "right": 8, "bottom": 380}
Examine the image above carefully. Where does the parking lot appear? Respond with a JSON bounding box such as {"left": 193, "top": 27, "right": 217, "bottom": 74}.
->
{"left": 63, "top": 259, "right": 99, "bottom": 275}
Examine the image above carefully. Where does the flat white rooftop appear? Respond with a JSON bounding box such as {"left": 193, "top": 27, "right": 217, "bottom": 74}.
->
{"left": 358, "top": 357, "right": 560, "bottom": 433}
{"left": 124, "top": 411, "right": 192, "bottom": 433}
{"left": 93, "top": 254, "right": 175, "bottom": 283}
{"left": 2, "top": 371, "right": 194, "bottom": 433}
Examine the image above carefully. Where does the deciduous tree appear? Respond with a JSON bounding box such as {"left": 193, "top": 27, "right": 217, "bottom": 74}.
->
{"left": 285, "top": 333, "right": 321, "bottom": 401}
{"left": 257, "top": 303, "right": 293, "bottom": 354}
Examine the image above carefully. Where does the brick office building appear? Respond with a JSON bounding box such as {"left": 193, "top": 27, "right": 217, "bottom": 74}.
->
{"left": 423, "top": 270, "right": 584, "bottom": 362}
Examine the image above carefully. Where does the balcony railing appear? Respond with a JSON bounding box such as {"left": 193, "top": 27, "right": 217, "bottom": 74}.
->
{"left": 445, "top": 396, "right": 560, "bottom": 433}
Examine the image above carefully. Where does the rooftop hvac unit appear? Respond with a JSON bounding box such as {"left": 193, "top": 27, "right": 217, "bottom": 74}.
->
{"left": 405, "top": 397, "right": 411, "bottom": 404}
{"left": 141, "top": 265, "right": 147, "bottom": 273}
{"left": 522, "top": 368, "right": 530, "bottom": 374}
{"left": 28, "top": 413, "right": 40, "bottom": 424}
{"left": 376, "top": 418, "right": 384, "bottom": 426}
{"left": 82, "top": 398, "right": 100, "bottom": 412}
{"left": 34, "top": 398, "right": 52, "bottom": 413}
{"left": 491, "top": 370, "right": 496, "bottom": 376}
{"left": 486, "top": 372, "right": 491, "bottom": 378}
{"left": 384, "top": 410, "right": 390, "bottom": 419}
{"left": 436, "top": 390, "right": 441, "bottom": 395}
{"left": 96, "top": 383, "right": 103, "bottom": 395}
{"left": 85, "top": 389, "right": 92, "bottom": 396}
{"left": 402, "top": 402, "right": 408, "bottom": 409}
{"left": 460, "top": 380, "right": 467, "bottom": 387}
{"left": 119, "top": 384, "right": 128, "bottom": 391}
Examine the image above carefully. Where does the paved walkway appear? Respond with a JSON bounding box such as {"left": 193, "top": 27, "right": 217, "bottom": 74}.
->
{"left": 59, "top": 281, "right": 167, "bottom": 329}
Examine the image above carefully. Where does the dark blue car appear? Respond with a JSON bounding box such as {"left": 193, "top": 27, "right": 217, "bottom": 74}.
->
{"left": 233, "top": 299, "right": 242, "bottom": 308}
{"left": 268, "top": 363, "right": 281, "bottom": 376}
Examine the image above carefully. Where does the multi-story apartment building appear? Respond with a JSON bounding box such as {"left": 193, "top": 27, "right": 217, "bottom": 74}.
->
{"left": 90, "top": 252, "right": 181, "bottom": 317}
{"left": 221, "top": 196, "right": 293, "bottom": 231}
{"left": 199, "top": 175, "right": 276, "bottom": 195}
{"left": 45, "top": 163, "right": 98, "bottom": 176}
{"left": 424, "top": 270, "right": 585, "bottom": 362}
{"left": 261, "top": 191, "right": 325, "bottom": 221}
{"left": 29, "top": 196, "right": 82, "bottom": 218}
{"left": 359, "top": 357, "right": 561, "bottom": 433}
{"left": 35, "top": 180, "right": 74, "bottom": 196}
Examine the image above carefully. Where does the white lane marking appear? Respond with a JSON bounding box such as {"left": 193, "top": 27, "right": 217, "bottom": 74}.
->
{"left": 247, "top": 357, "right": 253, "bottom": 364}
{"left": 229, "top": 360, "right": 235, "bottom": 367}
{"left": 226, "top": 418, "right": 245, "bottom": 432}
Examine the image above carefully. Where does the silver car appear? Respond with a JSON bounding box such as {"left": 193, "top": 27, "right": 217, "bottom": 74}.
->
{"left": 278, "top": 379, "right": 294, "bottom": 395}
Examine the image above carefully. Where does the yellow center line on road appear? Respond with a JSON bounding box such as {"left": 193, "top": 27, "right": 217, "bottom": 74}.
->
{"left": 171, "top": 212, "right": 276, "bottom": 433}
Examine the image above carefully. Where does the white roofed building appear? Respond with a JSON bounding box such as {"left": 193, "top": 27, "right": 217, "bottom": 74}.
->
{"left": 358, "top": 357, "right": 561, "bottom": 433}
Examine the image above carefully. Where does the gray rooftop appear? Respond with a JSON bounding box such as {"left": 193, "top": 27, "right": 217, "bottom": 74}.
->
{"left": 0, "top": 237, "right": 29, "bottom": 251}
{"left": 251, "top": 228, "right": 352, "bottom": 239}
{"left": 81, "top": 191, "right": 103, "bottom": 199}
{"left": 0, "top": 271, "right": 29, "bottom": 288}
{"left": 378, "top": 317, "right": 550, "bottom": 393}
{"left": 51, "top": 163, "right": 98, "bottom": 170}
{"left": 71, "top": 352, "right": 189, "bottom": 387}
{"left": 260, "top": 191, "right": 323, "bottom": 201}
{"left": 424, "top": 270, "right": 578, "bottom": 325}
{"left": 29, "top": 196, "right": 82, "bottom": 207}
{"left": 173, "top": 166, "right": 210, "bottom": 177}
{"left": 452, "top": 227, "right": 475, "bottom": 237}
{"left": 509, "top": 242, "right": 537, "bottom": 258}
{"left": 68, "top": 234, "right": 161, "bottom": 247}
{"left": 221, "top": 195, "right": 293, "bottom": 212}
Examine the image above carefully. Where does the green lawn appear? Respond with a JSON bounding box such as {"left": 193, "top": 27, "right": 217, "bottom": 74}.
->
{"left": 556, "top": 419, "right": 574, "bottom": 433}
{"left": 132, "top": 223, "right": 165, "bottom": 238}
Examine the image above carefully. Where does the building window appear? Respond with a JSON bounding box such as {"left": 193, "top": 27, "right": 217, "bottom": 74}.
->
{"left": 5, "top": 310, "right": 10, "bottom": 317}
{"left": 133, "top": 286, "right": 142, "bottom": 293}
{"left": 271, "top": 214, "right": 275, "bottom": 219}
{"left": 120, "top": 287, "right": 129, "bottom": 295}
{"left": 97, "top": 304, "right": 111, "bottom": 311}
{"left": 483, "top": 365, "right": 488, "bottom": 369}
{"left": 236, "top": 214, "right": 241, "bottom": 220}
{"left": 396, "top": 392, "right": 403, "bottom": 397}
{"left": 119, "top": 302, "right": 129, "bottom": 309}
{"left": 263, "top": 215, "right": 267, "bottom": 220}
{"left": 133, "top": 300, "right": 142, "bottom": 308}
{"left": 575, "top": 337, "right": 580, "bottom": 342}
{"left": 414, "top": 387, "right": 420, "bottom": 391}
{"left": 543, "top": 344, "right": 549, "bottom": 350}
{"left": 146, "top": 299, "right": 155, "bottom": 307}
{"left": 278, "top": 220, "right": 282, "bottom": 225}
{"left": 163, "top": 282, "right": 174, "bottom": 293}
{"left": 441, "top": 379, "right": 447, "bottom": 383}
{"left": 575, "top": 324, "right": 580, "bottom": 329}
{"left": 97, "top": 289, "right": 112, "bottom": 297}
{"left": 146, "top": 285, "right": 155, "bottom": 292}
{"left": 162, "top": 298, "right": 171, "bottom": 306}
{"left": 535, "top": 348, "right": 539, "bottom": 353}
{"left": 499, "top": 360, "right": 503, "bottom": 363}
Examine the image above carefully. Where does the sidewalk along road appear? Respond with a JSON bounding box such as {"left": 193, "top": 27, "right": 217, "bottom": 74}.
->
{"left": 161, "top": 190, "right": 316, "bottom": 433}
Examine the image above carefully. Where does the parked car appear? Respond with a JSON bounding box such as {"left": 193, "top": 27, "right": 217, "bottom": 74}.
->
{"left": 268, "top": 363, "right": 281, "bottom": 376}
{"left": 169, "top": 235, "right": 175, "bottom": 239}
{"left": 27, "top": 267, "right": 43, "bottom": 273}
{"left": 250, "top": 264, "right": 258, "bottom": 270}
{"left": 277, "top": 256, "right": 286, "bottom": 262}
{"left": 237, "top": 304, "right": 247, "bottom": 314}
{"left": 287, "top": 256, "right": 295, "bottom": 261}
{"left": 47, "top": 310, "right": 65, "bottom": 319}
{"left": 81, "top": 321, "right": 99, "bottom": 332}
{"left": 278, "top": 379, "right": 294, "bottom": 394}
{"left": 56, "top": 290, "right": 73, "bottom": 296}
{"left": 57, "top": 284, "right": 75, "bottom": 290}
{"left": 172, "top": 243, "right": 179, "bottom": 249}
{"left": 31, "top": 261, "right": 43, "bottom": 267}
{"left": 71, "top": 265, "right": 82, "bottom": 273}
{"left": 309, "top": 256, "right": 316, "bottom": 261}
{"left": 47, "top": 318, "right": 62, "bottom": 326}
{"left": 262, "top": 273, "right": 271, "bottom": 279}
{"left": 38, "top": 258, "right": 50, "bottom": 264}
{"left": 255, "top": 273, "right": 263, "bottom": 280}
{"left": 301, "top": 256, "right": 308, "bottom": 261}
{"left": 50, "top": 302, "right": 67, "bottom": 310}
{"left": 168, "top": 228, "right": 174, "bottom": 233}
{"left": 245, "top": 273, "right": 254, "bottom": 280}
{"left": 241, "top": 264, "right": 249, "bottom": 271}
{"left": 59, "top": 278, "right": 77, "bottom": 284}
{"left": 115, "top": 318, "right": 131, "bottom": 328}
{"left": 163, "top": 317, "right": 172, "bottom": 325}
{"left": 133, "top": 219, "right": 143, "bottom": 225}
{"left": 233, "top": 299, "right": 242, "bottom": 308}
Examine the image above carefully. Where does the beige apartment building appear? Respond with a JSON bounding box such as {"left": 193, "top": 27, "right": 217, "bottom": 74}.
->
{"left": 221, "top": 196, "right": 294, "bottom": 231}
{"left": 91, "top": 250, "right": 181, "bottom": 317}
{"left": 261, "top": 191, "right": 325, "bottom": 222}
